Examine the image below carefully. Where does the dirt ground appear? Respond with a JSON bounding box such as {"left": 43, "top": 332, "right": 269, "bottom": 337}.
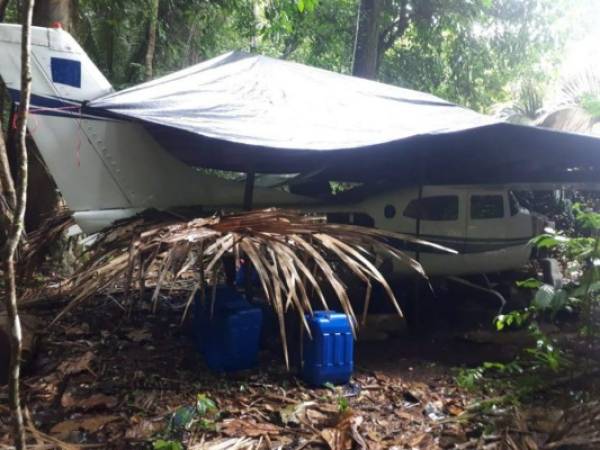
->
{"left": 0, "top": 294, "right": 597, "bottom": 449}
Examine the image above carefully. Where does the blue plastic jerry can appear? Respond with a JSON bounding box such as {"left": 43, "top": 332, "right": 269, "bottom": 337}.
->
{"left": 301, "top": 311, "right": 354, "bottom": 386}
{"left": 193, "top": 285, "right": 263, "bottom": 372}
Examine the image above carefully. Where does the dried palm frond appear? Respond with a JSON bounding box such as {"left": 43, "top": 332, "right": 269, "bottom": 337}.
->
{"left": 19, "top": 208, "right": 76, "bottom": 273}
{"left": 51, "top": 208, "right": 454, "bottom": 366}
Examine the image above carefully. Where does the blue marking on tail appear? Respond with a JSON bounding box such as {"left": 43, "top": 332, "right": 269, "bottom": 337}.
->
{"left": 50, "top": 57, "right": 81, "bottom": 88}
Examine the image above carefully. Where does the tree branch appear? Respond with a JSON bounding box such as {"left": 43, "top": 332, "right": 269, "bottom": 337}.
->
{"left": 378, "top": 0, "right": 409, "bottom": 56}
{"left": 4, "top": 0, "right": 34, "bottom": 448}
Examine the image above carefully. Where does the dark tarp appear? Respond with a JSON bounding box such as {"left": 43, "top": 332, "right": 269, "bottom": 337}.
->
{"left": 86, "top": 51, "right": 600, "bottom": 185}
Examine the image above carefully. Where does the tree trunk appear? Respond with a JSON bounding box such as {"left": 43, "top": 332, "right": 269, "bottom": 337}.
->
{"left": 352, "top": 0, "right": 382, "bottom": 79}
{"left": 33, "top": 0, "right": 71, "bottom": 30}
{"left": 4, "top": 1, "right": 34, "bottom": 448}
{"left": 0, "top": 0, "right": 10, "bottom": 22}
{"left": 144, "top": 0, "right": 159, "bottom": 80}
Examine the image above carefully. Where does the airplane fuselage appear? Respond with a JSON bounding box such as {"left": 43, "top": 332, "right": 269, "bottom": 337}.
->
{"left": 0, "top": 24, "right": 543, "bottom": 277}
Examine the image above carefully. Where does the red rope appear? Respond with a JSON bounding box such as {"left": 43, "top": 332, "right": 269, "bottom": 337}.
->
{"left": 12, "top": 103, "right": 84, "bottom": 167}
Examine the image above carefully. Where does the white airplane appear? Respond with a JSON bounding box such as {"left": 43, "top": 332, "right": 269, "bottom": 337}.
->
{"left": 1, "top": 23, "right": 598, "bottom": 282}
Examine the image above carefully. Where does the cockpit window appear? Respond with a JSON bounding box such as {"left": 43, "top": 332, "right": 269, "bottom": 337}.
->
{"left": 471, "top": 195, "right": 504, "bottom": 219}
{"left": 509, "top": 192, "right": 521, "bottom": 216}
{"left": 403, "top": 196, "right": 459, "bottom": 221}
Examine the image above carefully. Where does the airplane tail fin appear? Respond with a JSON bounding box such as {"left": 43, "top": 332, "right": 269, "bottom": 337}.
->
{"left": 0, "top": 23, "right": 113, "bottom": 105}
{"left": 0, "top": 23, "right": 136, "bottom": 230}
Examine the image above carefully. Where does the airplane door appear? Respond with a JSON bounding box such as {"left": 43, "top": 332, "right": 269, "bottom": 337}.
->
{"left": 416, "top": 187, "right": 466, "bottom": 251}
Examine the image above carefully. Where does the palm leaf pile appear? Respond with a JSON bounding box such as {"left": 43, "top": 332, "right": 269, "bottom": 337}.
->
{"left": 47, "top": 208, "right": 451, "bottom": 365}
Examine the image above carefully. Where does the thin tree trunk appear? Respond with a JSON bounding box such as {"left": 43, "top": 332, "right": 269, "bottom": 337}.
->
{"left": 0, "top": 129, "right": 17, "bottom": 213}
{"left": 352, "top": 0, "right": 382, "bottom": 79}
{"left": 144, "top": 0, "right": 159, "bottom": 80}
{"left": 0, "top": 133, "right": 15, "bottom": 231}
{"left": 4, "top": 1, "right": 34, "bottom": 449}
{"left": 0, "top": 3, "right": 17, "bottom": 215}
{"left": 0, "top": 0, "right": 10, "bottom": 23}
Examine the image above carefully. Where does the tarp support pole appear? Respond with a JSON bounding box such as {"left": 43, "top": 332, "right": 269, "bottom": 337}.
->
{"left": 243, "top": 171, "right": 255, "bottom": 211}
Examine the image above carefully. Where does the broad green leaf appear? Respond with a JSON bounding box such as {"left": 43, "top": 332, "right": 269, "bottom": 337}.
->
{"left": 153, "top": 440, "right": 183, "bottom": 450}
{"left": 196, "top": 393, "right": 217, "bottom": 416}
{"left": 530, "top": 234, "right": 569, "bottom": 249}
{"left": 532, "top": 284, "right": 555, "bottom": 310}
{"left": 516, "top": 278, "right": 543, "bottom": 289}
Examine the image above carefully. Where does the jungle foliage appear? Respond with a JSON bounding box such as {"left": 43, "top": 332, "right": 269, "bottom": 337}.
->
{"left": 457, "top": 203, "right": 600, "bottom": 401}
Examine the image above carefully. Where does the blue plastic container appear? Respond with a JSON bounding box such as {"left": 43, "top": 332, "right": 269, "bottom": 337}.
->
{"left": 301, "top": 311, "right": 354, "bottom": 386}
{"left": 234, "top": 261, "right": 259, "bottom": 288}
{"left": 193, "top": 285, "right": 263, "bottom": 372}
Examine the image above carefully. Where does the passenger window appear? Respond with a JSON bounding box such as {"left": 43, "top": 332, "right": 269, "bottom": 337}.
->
{"left": 471, "top": 195, "right": 504, "bottom": 219}
{"left": 403, "top": 196, "right": 459, "bottom": 221}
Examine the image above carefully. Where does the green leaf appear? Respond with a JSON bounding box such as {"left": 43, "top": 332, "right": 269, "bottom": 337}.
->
{"left": 530, "top": 234, "right": 569, "bottom": 249}
{"left": 296, "top": 0, "right": 305, "bottom": 13}
{"left": 304, "top": 0, "right": 318, "bottom": 12}
{"left": 516, "top": 278, "right": 543, "bottom": 289}
{"left": 170, "top": 405, "right": 196, "bottom": 431}
{"left": 338, "top": 396, "right": 349, "bottom": 412}
{"left": 153, "top": 440, "right": 183, "bottom": 450}
{"left": 532, "top": 284, "right": 555, "bottom": 310}
{"left": 196, "top": 393, "right": 217, "bottom": 416}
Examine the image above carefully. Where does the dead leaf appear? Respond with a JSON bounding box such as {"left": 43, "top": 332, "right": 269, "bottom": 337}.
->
{"left": 306, "top": 408, "right": 330, "bottom": 427}
{"left": 64, "top": 323, "right": 90, "bottom": 336}
{"left": 444, "top": 401, "right": 464, "bottom": 416}
{"left": 349, "top": 415, "right": 366, "bottom": 450}
{"left": 321, "top": 411, "right": 364, "bottom": 450}
{"left": 394, "top": 410, "right": 419, "bottom": 423}
{"left": 57, "top": 351, "right": 95, "bottom": 377}
{"left": 407, "top": 432, "right": 432, "bottom": 449}
{"left": 403, "top": 382, "right": 429, "bottom": 404}
{"left": 439, "top": 426, "right": 467, "bottom": 448}
{"left": 279, "top": 401, "right": 316, "bottom": 425}
{"left": 322, "top": 427, "right": 351, "bottom": 450}
{"left": 126, "top": 329, "right": 152, "bottom": 343}
{"left": 125, "top": 416, "right": 165, "bottom": 440}
{"left": 61, "top": 392, "right": 118, "bottom": 411}
{"left": 219, "top": 419, "right": 281, "bottom": 437}
{"left": 50, "top": 415, "right": 120, "bottom": 439}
